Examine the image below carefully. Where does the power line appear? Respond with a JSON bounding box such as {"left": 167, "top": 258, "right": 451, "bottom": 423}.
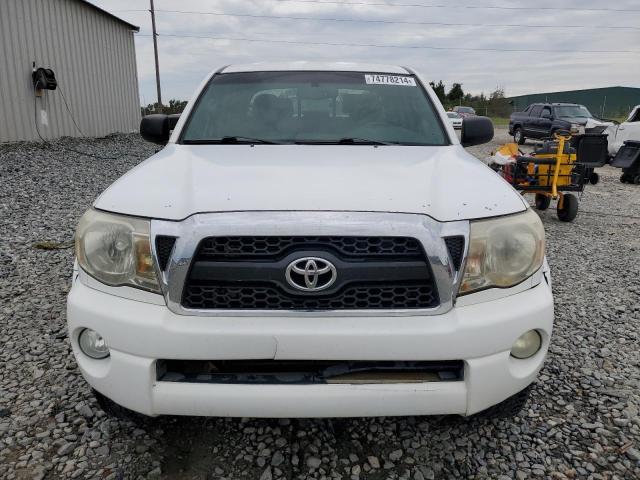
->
{"left": 141, "top": 33, "right": 640, "bottom": 54}
{"left": 150, "top": 9, "right": 640, "bottom": 30}
{"left": 267, "top": 0, "right": 640, "bottom": 13}
{"left": 114, "top": 2, "right": 640, "bottom": 14}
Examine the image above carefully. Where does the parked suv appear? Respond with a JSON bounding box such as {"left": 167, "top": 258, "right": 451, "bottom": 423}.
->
{"left": 509, "top": 102, "right": 612, "bottom": 144}
{"left": 68, "top": 63, "right": 553, "bottom": 419}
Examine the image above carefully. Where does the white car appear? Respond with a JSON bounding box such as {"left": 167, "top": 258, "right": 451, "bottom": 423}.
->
{"left": 447, "top": 111, "right": 463, "bottom": 129}
{"left": 67, "top": 62, "right": 553, "bottom": 419}
{"left": 606, "top": 105, "right": 640, "bottom": 156}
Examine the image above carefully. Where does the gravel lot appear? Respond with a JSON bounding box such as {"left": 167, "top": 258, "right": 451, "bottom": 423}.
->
{"left": 1, "top": 129, "right": 639, "bottom": 480}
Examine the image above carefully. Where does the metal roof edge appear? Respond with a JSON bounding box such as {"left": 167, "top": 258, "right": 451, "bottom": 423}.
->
{"left": 77, "top": 0, "right": 140, "bottom": 32}
{"left": 507, "top": 85, "right": 640, "bottom": 99}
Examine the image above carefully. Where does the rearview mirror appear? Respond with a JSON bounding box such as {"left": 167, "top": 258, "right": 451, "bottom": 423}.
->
{"left": 460, "top": 116, "right": 494, "bottom": 147}
{"left": 140, "top": 114, "right": 180, "bottom": 145}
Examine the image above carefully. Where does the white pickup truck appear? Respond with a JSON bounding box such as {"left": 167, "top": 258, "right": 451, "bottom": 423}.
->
{"left": 67, "top": 63, "right": 553, "bottom": 419}
{"left": 607, "top": 105, "right": 640, "bottom": 157}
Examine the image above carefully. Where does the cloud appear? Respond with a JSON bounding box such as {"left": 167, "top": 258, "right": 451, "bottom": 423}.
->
{"left": 93, "top": 0, "right": 640, "bottom": 103}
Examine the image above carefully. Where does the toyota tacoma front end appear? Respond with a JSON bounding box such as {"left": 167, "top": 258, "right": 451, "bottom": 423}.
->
{"left": 67, "top": 63, "right": 553, "bottom": 418}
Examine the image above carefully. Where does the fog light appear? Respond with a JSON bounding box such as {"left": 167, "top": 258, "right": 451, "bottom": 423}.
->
{"left": 510, "top": 330, "right": 542, "bottom": 359}
{"left": 78, "top": 328, "right": 110, "bottom": 359}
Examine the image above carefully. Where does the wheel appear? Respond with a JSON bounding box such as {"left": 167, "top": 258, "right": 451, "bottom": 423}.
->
{"left": 473, "top": 384, "right": 533, "bottom": 419}
{"left": 589, "top": 172, "right": 600, "bottom": 185}
{"left": 513, "top": 127, "right": 525, "bottom": 145}
{"left": 534, "top": 193, "right": 551, "bottom": 210}
{"left": 620, "top": 173, "right": 629, "bottom": 183}
{"left": 557, "top": 194, "right": 579, "bottom": 222}
{"left": 634, "top": 175, "right": 640, "bottom": 185}
{"left": 93, "top": 389, "right": 151, "bottom": 424}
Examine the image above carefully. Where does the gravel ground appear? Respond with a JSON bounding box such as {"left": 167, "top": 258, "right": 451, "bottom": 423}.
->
{"left": 1, "top": 129, "right": 639, "bottom": 480}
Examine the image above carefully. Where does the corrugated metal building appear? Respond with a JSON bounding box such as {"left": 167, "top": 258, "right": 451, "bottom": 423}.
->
{"left": 508, "top": 86, "right": 640, "bottom": 119}
{"left": 0, "top": 0, "right": 140, "bottom": 143}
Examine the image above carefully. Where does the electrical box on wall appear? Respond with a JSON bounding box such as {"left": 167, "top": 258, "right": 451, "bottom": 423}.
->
{"left": 32, "top": 67, "right": 57, "bottom": 96}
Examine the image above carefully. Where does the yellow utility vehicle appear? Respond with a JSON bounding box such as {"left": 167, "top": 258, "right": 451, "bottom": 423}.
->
{"left": 496, "top": 132, "right": 608, "bottom": 222}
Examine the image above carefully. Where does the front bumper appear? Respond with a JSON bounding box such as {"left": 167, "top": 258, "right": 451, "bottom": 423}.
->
{"left": 67, "top": 274, "right": 554, "bottom": 418}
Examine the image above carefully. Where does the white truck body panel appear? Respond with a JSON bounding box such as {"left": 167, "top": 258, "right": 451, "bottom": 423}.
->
{"left": 607, "top": 105, "right": 640, "bottom": 156}
{"left": 95, "top": 144, "right": 527, "bottom": 222}
{"left": 68, "top": 274, "right": 553, "bottom": 417}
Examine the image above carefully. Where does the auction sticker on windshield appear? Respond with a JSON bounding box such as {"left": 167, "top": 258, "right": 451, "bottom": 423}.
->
{"left": 365, "top": 74, "right": 416, "bottom": 86}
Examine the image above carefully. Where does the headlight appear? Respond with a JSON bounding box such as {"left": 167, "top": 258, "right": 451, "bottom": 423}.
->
{"left": 570, "top": 123, "right": 583, "bottom": 134}
{"left": 459, "top": 209, "right": 544, "bottom": 295}
{"left": 75, "top": 209, "right": 160, "bottom": 293}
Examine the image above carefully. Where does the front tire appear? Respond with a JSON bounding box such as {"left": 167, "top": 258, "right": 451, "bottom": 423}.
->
{"left": 514, "top": 127, "right": 525, "bottom": 145}
{"left": 535, "top": 193, "right": 551, "bottom": 210}
{"left": 589, "top": 172, "right": 600, "bottom": 185}
{"left": 557, "top": 194, "right": 579, "bottom": 222}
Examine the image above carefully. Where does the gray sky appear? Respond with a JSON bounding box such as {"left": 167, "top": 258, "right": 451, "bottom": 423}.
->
{"left": 91, "top": 0, "right": 640, "bottom": 105}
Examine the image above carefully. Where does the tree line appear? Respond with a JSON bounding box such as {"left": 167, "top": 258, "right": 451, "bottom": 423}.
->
{"left": 141, "top": 99, "right": 188, "bottom": 116}
{"left": 429, "top": 81, "right": 512, "bottom": 117}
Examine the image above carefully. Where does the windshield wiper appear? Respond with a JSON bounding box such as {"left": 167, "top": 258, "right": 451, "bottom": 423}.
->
{"left": 184, "top": 136, "right": 282, "bottom": 145}
{"left": 294, "top": 138, "right": 393, "bottom": 145}
{"left": 220, "top": 136, "right": 282, "bottom": 144}
{"left": 337, "top": 137, "right": 393, "bottom": 145}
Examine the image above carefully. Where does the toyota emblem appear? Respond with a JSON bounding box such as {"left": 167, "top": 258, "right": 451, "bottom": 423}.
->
{"left": 285, "top": 257, "right": 337, "bottom": 292}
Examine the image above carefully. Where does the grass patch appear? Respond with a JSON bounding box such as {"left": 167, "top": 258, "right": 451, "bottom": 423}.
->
{"left": 489, "top": 117, "right": 510, "bottom": 126}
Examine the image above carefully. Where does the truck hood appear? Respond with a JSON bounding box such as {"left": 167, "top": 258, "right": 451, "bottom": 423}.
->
{"left": 562, "top": 117, "right": 614, "bottom": 128}
{"left": 95, "top": 144, "right": 527, "bottom": 222}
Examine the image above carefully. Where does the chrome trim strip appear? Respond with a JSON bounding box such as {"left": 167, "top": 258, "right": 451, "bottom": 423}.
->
{"left": 440, "top": 222, "right": 470, "bottom": 301}
{"left": 150, "top": 212, "right": 469, "bottom": 317}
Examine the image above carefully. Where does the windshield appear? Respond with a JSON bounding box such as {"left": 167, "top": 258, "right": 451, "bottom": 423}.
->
{"left": 447, "top": 112, "right": 460, "bottom": 118}
{"left": 456, "top": 107, "right": 475, "bottom": 113}
{"left": 554, "top": 105, "right": 593, "bottom": 118}
{"left": 180, "top": 71, "right": 448, "bottom": 145}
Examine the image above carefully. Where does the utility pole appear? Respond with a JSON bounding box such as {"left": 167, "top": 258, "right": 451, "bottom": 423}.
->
{"left": 149, "top": 0, "right": 162, "bottom": 112}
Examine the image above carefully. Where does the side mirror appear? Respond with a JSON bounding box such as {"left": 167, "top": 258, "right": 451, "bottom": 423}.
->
{"left": 140, "top": 114, "right": 180, "bottom": 145}
{"left": 168, "top": 114, "right": 180, "bottom": 130}
{"left": 460, "top": 116, "right": 494, "bottom": 147}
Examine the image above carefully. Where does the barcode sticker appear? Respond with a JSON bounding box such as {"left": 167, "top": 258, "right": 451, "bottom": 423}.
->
{"left": 365, "top": 74, "right": 416, "bottom": 86}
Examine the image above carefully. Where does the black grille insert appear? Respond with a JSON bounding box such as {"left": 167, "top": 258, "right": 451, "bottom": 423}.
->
{"left": 183, "top": 282, "right": 437, "bottom": 310}
{"left": 156, "top": 359, "right": 464, "bottom": 384}
{"left": 155, "top": 236, "right": 176, "bottom": 271}
{"left": 444, "top": 236, "right": 465, "bottom": 270}
{"left": 196, "top": 236, "right": 424, "bottom": 260}
{"left": 183, "top": 236, "right": 438, "bottom": 310}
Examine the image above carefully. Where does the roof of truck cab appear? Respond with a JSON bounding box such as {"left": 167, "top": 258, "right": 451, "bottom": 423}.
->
{"left": 531, "top": 103, "right": 582, "bottom": 107}
{"left": 220, "top": 62, "right": 412, "bottom": 74}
